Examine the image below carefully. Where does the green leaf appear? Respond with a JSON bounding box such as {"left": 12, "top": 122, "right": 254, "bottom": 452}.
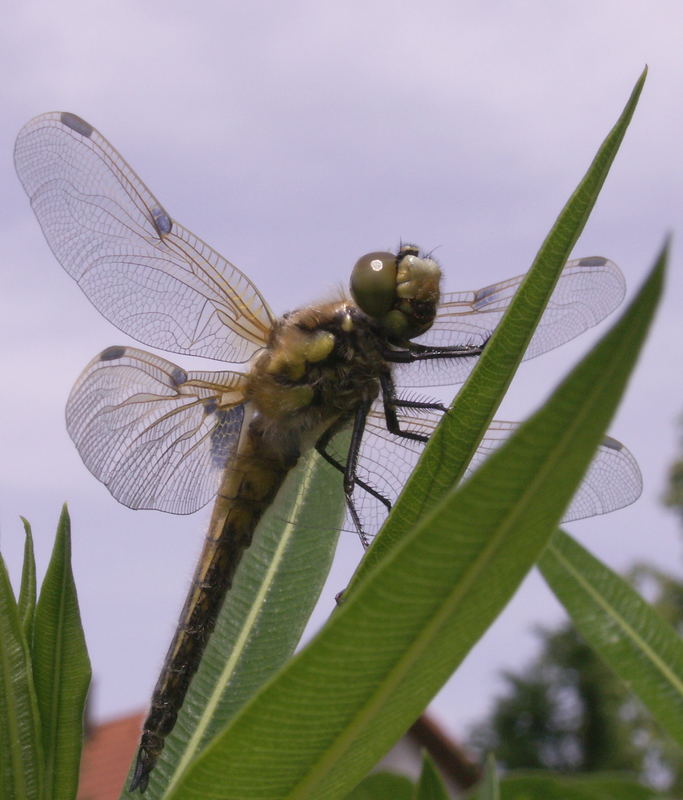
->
{"left": 475, "top": 755, "right": 499, "bottom": 800}
{"left": 539, "top": 528, "right": 683, "bottom": 749}
{"left": 125, "top": 448, "right": 346, "bottom": 798}
{"left": 0, "top": 546, "right": 43, "bottom": 800}
{"left": 413, "top": 752, "right": 449, "bottom": 800}
{"left": 499, "top": 771, "right": 667, "bottom": 799}
{"left": 345, "top": 772, "right": 414, "bottom": 800}
{"left": 32, "top": 505, "right": 91, "bottom": 800}
{"left": 164, "top": 212, "right": 663, "bottom": 796}
{"left": 353, "top": 67, "right": 647, "bottom": 585}
{"left": 18, "top": 518, "right": 36, "bottom": 645}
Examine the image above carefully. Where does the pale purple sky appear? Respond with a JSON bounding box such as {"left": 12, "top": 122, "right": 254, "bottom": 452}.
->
{"left": 1, "top": 0, "right": 682, "bottom": 746}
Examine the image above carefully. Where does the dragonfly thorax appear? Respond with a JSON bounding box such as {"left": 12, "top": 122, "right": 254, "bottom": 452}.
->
{"left": 247, "top": 299, "right": 384, "bottom": 431}
{"left": 350, "top": 244, "right": 442, "bottom": 342}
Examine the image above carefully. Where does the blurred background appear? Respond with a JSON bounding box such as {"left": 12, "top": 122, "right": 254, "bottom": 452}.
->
{"left": 1, "top": 0, "right": 682, "bottom": 779}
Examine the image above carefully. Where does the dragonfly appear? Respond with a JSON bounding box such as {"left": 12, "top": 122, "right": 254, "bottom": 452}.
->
{"left": 14, "top": 111, "right": 642, "bottom": 792}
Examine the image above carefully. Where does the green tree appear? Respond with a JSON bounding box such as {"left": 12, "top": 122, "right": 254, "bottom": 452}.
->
{"left": 469, "top": 625, "right": 641, "bottom": 772}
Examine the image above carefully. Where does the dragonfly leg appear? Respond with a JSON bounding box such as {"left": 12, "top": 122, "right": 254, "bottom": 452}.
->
{"left": 343, "top": 400, "right": 375, "bottom": 548}
{"left": 394, "top": 397, "right": 447, "bottom": 412}
{"left": 409, "top": 339, "right": 487, "bottom": 357}
{"left": 315, "top": 419, "right": 392, "bottom": 513}
{"left": 382, "top": 340, "right": 486, "bottom": 363}
{"left": 379, "top": 371, "right": 446, "bottom": 443}
{"left": 331, "top": 394, "right": 418, "bottom": 606}
{"left": 315, "top": 399, "right": 387, "bottom": 549}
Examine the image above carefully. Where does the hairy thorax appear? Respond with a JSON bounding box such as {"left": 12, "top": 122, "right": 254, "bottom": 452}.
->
{"left": 246, "top": 300, "right": 385, "bottom": 440}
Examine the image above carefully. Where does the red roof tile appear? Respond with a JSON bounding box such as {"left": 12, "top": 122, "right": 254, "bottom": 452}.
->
{"left": 78, "top": 711, "right": 144, "bottom": 800}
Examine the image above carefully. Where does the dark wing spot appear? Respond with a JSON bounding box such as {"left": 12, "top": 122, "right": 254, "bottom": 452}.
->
{"left": 60, "top": 112, "right": 94, "bottom": 138}
{"left": 473, "top": 285, "right": 498, "bottom": 306}
{"left": 100, "top": 345, "right": 126, "bottom": 361}
{"left": 151, "top": 206, "right": 172, "bottom": 235}
{"left": 203, "top": 397, "right": 218, "bottom": 415}
{"left": 170, "top": 367, "right": 188, "bottom": 386}
{"left": 577, "top": 256, "right": 608, "bottom": 267}
{"left": 601, "top": 435, "right": 623, "bottom": 451}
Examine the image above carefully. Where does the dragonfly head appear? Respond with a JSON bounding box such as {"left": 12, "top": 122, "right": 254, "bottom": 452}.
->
{"left": 349, "top": 244, "right": 441, "bottom": 341}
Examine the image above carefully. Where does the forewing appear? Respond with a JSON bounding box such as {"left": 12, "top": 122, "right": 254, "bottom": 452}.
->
{"left": 393, "top": 257, "right": 625, "bottom": 387}
{"left": 334, "top": 408, "right": 641, "bottom": 540}
{"left": 66, "top": 346, "right": 248, "bottom": 514}
{"left": 15, "top": 112, "right": 274, "bottom": 362}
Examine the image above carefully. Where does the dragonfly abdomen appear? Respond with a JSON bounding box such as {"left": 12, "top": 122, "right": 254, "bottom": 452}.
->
{"left": 130, "top": 425, "right": 299, "bottom": 791}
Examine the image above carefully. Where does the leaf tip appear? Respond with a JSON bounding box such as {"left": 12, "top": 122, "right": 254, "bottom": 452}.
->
{"left": 57, "top": 504, "right": 72, "bottom": 535}
{"left": 650, "top": 236, "right": 670, "bottom": 285}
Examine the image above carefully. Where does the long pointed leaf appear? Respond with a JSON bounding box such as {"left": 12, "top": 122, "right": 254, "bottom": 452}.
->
{"left": 32, "top": 505, "right": 91, "bottom": 800}
{"left": 413, "top": 752, "right": 450, "bottom": 800}
{"left": 164, "top": 240, "right": 663, "bottom": 798}
{"left": 355, "top": 67, "right": 647, "bottom": 583}
{"left": 0, "top": 550, "right": 43, "bottom": 800}
{"left": 18, "top": 518, "right": 36, "bottom": 645}
{"left": 475, "top": 756, "right": 499, "bottom": 800}
{"left": 539, "top": 528, "right": 683, "bottom": 748}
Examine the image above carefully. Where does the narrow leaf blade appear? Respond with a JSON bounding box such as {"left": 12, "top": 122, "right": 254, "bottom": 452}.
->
{"left": 539, "top": 528, "right": 683, "bottom": 748}
{"left": 18, "top": 518, "right": 36, "bottom": 645}
{"left": 475, "top": 755, "right": 499, "bottom": 800}
{"left": 0, "top": 549, "right": 43, "bottom": 800}
{"left": 33, "top": 505, "right": 91, "bottom": 800}
{"left": 413, "top": 752, "right": 450, "bottom": 800}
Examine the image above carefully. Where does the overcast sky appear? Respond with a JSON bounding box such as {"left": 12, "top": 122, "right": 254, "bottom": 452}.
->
{"left": 1, "top": 0, "right": 682, "bottom": 751}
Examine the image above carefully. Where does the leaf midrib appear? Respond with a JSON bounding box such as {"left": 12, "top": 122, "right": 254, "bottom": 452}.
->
{"left": 547, "top": 539, "right": 683, "bottom": 698}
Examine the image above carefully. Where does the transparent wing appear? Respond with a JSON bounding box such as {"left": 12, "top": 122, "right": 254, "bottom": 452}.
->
{"left": 66, "top": 346, "right": 249, "bottom": 514}
{"left": 15, "top": 112, "right": 274, "bottom": 362}
{"left": 393, "top": 257, "right": 625, "bottom": 387}
{"left": 329, "top": 406, "right": 642, "bottom": 539}
{"left": 464, "top": 420, "right": 643, "bottom": 523}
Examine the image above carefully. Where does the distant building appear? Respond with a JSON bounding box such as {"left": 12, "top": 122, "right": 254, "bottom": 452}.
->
{"left": 77, "top": 712, "right": 145, "bottom": 800}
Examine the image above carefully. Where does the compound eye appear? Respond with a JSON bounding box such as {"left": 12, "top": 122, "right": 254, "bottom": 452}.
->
{"left": 349, "top": 251, "right": 397, "bottom": 318}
